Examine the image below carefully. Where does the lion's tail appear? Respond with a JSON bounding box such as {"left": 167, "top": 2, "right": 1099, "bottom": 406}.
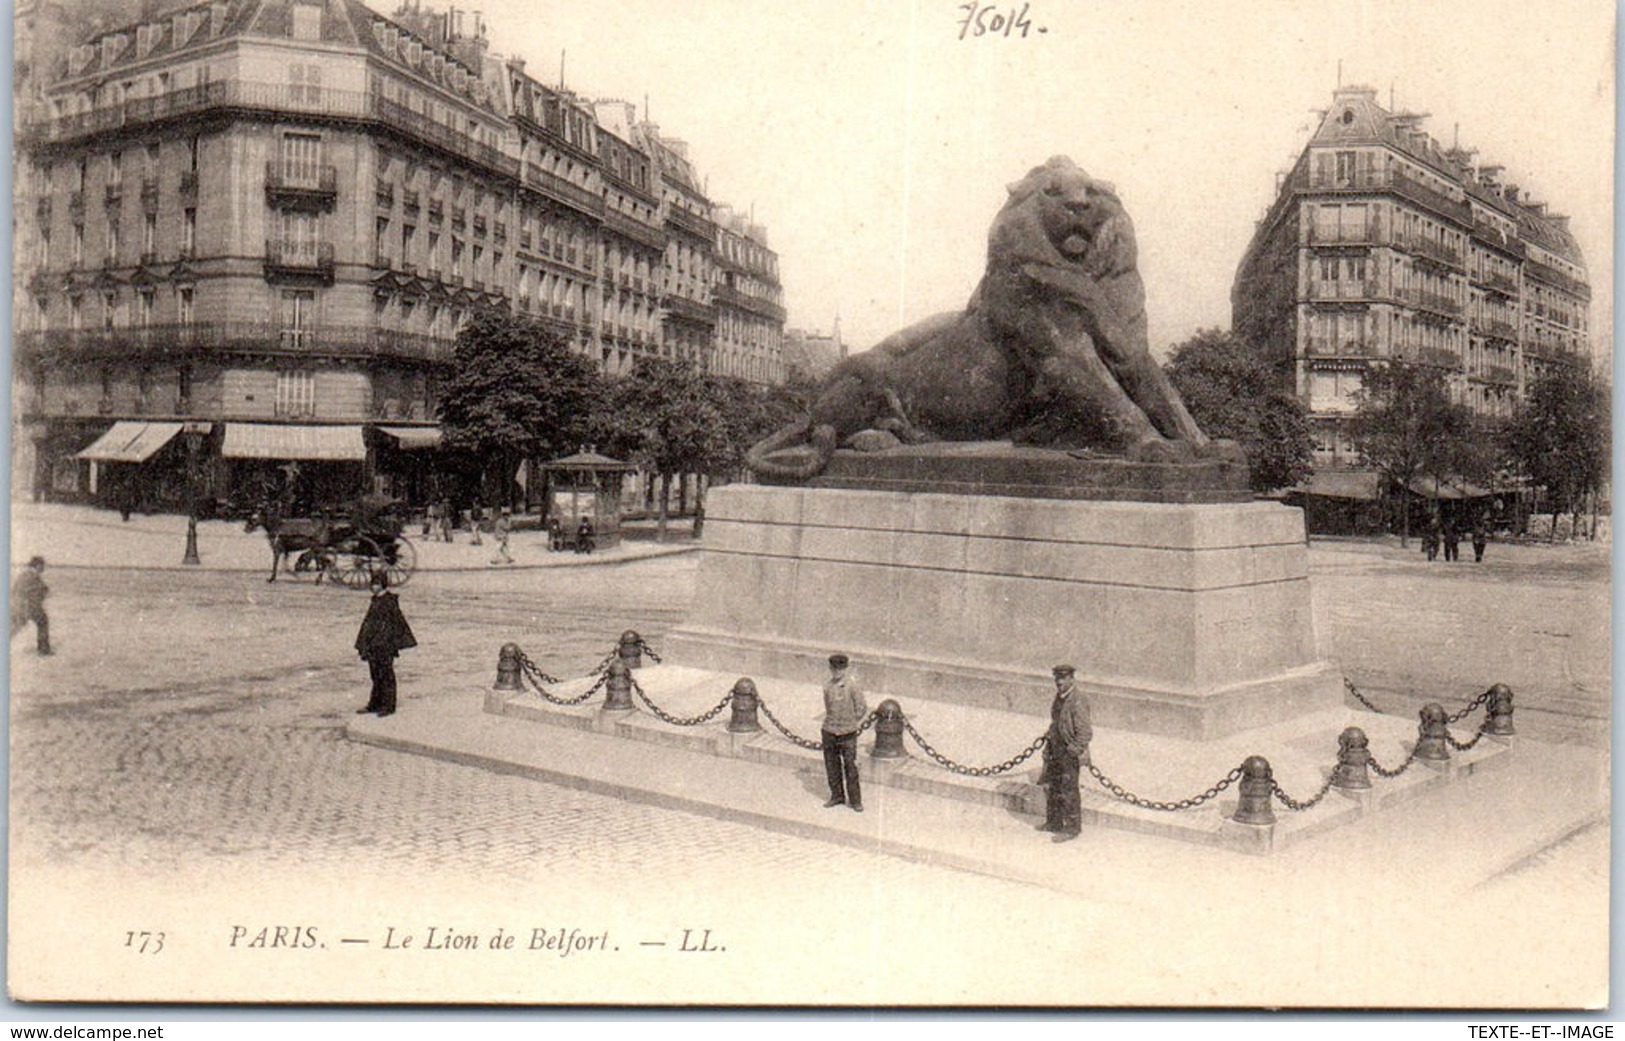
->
{"left": 745, "top": 419, "right": 839, "bottom": 482}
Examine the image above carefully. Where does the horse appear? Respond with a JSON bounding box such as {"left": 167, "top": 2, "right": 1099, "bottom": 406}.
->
{"left": 244, "top": 506, "right": 335, "bottom": 583}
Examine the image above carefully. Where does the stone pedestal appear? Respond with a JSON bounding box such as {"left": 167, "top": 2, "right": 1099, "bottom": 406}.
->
{"left": 666, "top": 484, "right": 1341, "bottom": 740}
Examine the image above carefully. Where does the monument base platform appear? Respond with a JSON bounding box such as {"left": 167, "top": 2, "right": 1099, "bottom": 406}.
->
{"left": 667, "top": 483, "right": 1339, "bottom": 741}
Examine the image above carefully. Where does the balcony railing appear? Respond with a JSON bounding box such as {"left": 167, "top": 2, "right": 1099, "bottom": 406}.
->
{"left": 1306, "top": 223, "right": 1380, "bottom": 246}
{"left": 1478, "top": 270, "right": 1519, "bottom": 295}
{"left": 713, "top": 283, "right": 788, "bottom": 322}
{"left": 16, "top": 323, "right": 457, "bottom": 364}
{"left": 1415, "top": 347, "right": 1463, "bottom": 370}
{"left": 375, "top": 180, "right": 394, "bottom": 207}
{"left": 451, "top": 207, "right": 466, "bottom": 231}
{"left": 140, "top": 178, "right": 160, "bottom": 210}
{"left": 472, "top": 215, "right": 487, "bottom": 236}
{"left": 428, "top": 199, "right": 444, "bottom": 222}
{"left": 1306, "top": 338, "right": 1374, "bottom": 358}
{"left": 521, "top": 163, "right": 604, "bottom": 217}
{"left": 1392, "top": 285, "right": 1463, "bottom": 316}
{"left": 1470, "top": 218, "right": 1527, "bottom": 258}
{"left": 1470, "top": 316, "right": 1519, "bottom": 341}
{"left": 265, "top": 161, "right": 338, "bottom": 209}
{"left": 493, "top": 221, "right": 507, "bottom": 243}
{"left": 1307, "top": 279, "right": 1377, "bottom": 302}
{"left": 1479, "top": 365, "right": 1518, "bottom": 384}
{"left": 264, "top": 239, "right": 335, "bottom": 281}
{"left": 104, "top": 183, "right": 123, "bottom": 206}
{"left": 602, "top": 209, "right": 667, "bottom": 252}
{"left": 666, "top": 206, "right": 714, "bottom": 241}
{"left": 1522, "top": 258, "right": 1590, "bottom": 301}
{"left": 402, "top": 190, "right": 421, "bottom": 215}
{"left": 1394, "top": 234, "right": 1462, "bottom": 269}
{"left": 1303, "top": 167, "right": 1472, "bottom": 224}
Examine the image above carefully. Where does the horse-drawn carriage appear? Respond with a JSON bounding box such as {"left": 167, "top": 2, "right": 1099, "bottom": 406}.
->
{"left": 246, "top": 494, "right": 417, "bottom": 588}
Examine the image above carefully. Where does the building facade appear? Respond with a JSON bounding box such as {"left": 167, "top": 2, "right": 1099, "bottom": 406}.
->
{"left": 1232, "top": 85, "right": 1591, "bottom": 470}
{"left": 14, "top": 0, "right": 785, "bottom": 507}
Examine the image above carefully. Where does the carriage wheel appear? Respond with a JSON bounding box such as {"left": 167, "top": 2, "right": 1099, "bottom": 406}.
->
{"left": 327, "top": 535, "right": 385, "bottom": 590}
{"left": 381, "top": 535, "right": 417, "bottom": 589}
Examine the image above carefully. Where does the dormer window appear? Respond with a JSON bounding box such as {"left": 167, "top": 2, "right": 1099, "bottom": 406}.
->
{"left": 1340, "top": 108, "right": 1355, "bottom": 125}
{"left": 291, "top": 2, "right": 322, "bottom": 41}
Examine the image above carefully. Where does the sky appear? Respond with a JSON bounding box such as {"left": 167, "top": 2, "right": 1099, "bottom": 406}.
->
{"left": 441, "top": 1, "right": 1611, "bottom": 358}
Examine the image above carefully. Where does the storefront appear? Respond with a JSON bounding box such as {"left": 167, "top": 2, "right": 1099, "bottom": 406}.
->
{"left": 220, "top": 423, "right": 369, "bottom": 513}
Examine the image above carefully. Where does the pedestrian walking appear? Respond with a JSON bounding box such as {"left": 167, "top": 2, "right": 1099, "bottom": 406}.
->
{"left": 1472, "top": 525, "right": 1489, "bottom": 563}
{"left": 1442, "top": 522, "right": 1460, "bottom": 562}
{"left": 423, "top": 501, "right": 438, "bottom": 538}
{"left": 468, "top": 503, "right": 484, "bottom": 546}
{"left": 575, "top": 517, "right": 595, "bottom": 554}
{"left": 1422, "top": 524, "right": 1440, "bottom": 562}
{"left": 439, "top": 498, "right": 456, "bottom": 543}
{"left": 820, "top": 653, "right": 867, "bottom": 812}
{"left": 547, "top": 516, "right": 564, "bottom": 552}
{"left": 1038, "top": 664, "right": 1091, "bottom": 842}
{"left": 10, "top": 555, "right": 51, "bottom": 655}
{"left": 490, "top": 507, "right": 514, "bottom": 565}
{"left": 354, "top": 571, "right": 416, "bottom": 717}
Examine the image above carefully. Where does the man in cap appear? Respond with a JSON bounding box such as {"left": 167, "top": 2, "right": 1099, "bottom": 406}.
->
{"left": 820, "top": 653, "right": 868, "bottom": 812}
{"left": 1039, "top": 664, "right": 1091, "bottom": 842}
{"left": 10, "top": 555, "right": 51, "bottom": 655}
{"left": 355, "top": 571, "right": 417, "bottom": 717}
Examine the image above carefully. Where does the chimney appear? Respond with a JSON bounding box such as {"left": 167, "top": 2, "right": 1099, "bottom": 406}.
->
{"left": 1505, "top": 185, "right": 1520, "bottom": 203}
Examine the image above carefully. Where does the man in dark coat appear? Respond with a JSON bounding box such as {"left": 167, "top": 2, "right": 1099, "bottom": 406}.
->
{"left": 1472, "top": 524, "right": 1489, "bottom": 563}
{"left": 355, "top": 571, "right": 416, "bottom": 716}
{"left": 10, "top": 556, "right": 51, "bottom": 655}
{"left": 1039, "top": 664, "right": 1091, "bottom": 842}
{"left": 575, "top": 517, "right": 595, "bottom": 554}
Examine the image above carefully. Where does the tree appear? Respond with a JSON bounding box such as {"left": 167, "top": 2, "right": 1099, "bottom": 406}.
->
{"left": 437, "top": 310, "right": 603, "bottom": 508}
{"left": 1163, "top": 328, "right": 1314, "bottom": 493}
{"left": 591, "top": 359, "right": 731, "bottom": 541}
{"left": 1505, "top": 363, "right": 1610, "bottom": 540}
{"left": 1347, "top": 360, "right": 1478, "bottom": 545}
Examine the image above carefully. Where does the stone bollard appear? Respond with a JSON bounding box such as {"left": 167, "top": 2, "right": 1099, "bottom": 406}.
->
{"left": 494, "top": 643, "right": 524, "bottom": 691}
{"left": 1485, "top": 683, "right": 1516, "bottom": 737}
{"left": 1415, "top": 703, "right": 1450, "bottom": 761}
{"left": 1330, "top": 727, "right": 1372, "bottom": 790}
{"left": 726, "top": 678, "right": 763, "bottom": 733}
{"left": 1231, "top": 755, "right": 1277, "bottom": 826}
{"left": 870, "top": 699, "right": 907, "bottom": 759}
{"left": 617, "top": 630, "right": 644, "bottom": 670}
{"left": 602, "top": 659, "right": 635, "bottom": 712}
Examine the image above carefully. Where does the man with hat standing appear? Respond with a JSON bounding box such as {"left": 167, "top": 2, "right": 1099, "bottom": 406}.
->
{"left": 820, "top": 653, "right": 868, "bottom": 812}
{"left": 1039, "top": 664, "right": 1091, "bottom": 842}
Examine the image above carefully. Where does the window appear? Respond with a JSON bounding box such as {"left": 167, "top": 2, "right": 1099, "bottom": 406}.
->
{"left": 108, "top": 151, "right": 123, "bottom": 187}
{"left": 280, "top": 289, "right": 315, "bottom": 350}
{"left": 188, "top": 135, "right": 200, "bottom": 172}
{"left": 138, "top": 290, "right": 155, "bottom": 328}
{"left": 145, "top": 142, "right": 160, "bottom": 172}
{"left": 279, "top": 132, "right": 322, "bottom": 184}
{"left": 108, "top": 219, "right": 121, "bottom": 262}
{"left": 70, "top": 296, "right": 83, "bottom": 330}
{"left": 38, "top": 226, "right": 50, "bottom": 267}
{"left": 291, "top": 1, "right": 322, "bottom": 40}
{"left": 451, "top": 239, "right": 464, "bottom": 278}
{"left": 143, "top": 212, "right": 157, "bottom": 257}
{"left": 102, "top": 291, "right": 118, "bottom": 331}
{"left": 182, "top": 208, "right": 196, "bottom": 255}
{"left": 177, "top": 287, "right": 194, "bottom": 325}
{"left": 73, "top": 223, "right": 85, "bottom": 266}
{"left": 401, "top": 224, "right": 416, "bottom": 264}
{"left": 280, "top": 211, "right": 319, "bottom": 263}
{"left": 75, "top": 157, "right": 87, "bottom": 192}
{"left": 288, "top": 64, "right": 322, "bottom": 105}
{"left": 275, "top": 369, "right": 316, "bottom": 418}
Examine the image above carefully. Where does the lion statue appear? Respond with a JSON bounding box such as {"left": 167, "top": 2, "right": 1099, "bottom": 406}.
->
{"left": 747, "top": 155, "right": 1243, "bottom": 481}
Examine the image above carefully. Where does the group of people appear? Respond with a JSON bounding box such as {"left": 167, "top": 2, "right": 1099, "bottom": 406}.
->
{"left": 1421, "top": 520, "right": 1490, "bottom": 563}
{"left": 816, "top": 653, "right": 1090, "bottom": 843}
{"left": 546, "top": 517, "right": 596, "bottom": 554}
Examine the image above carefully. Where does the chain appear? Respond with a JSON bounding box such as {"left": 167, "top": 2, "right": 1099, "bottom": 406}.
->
{"left": 629, "top": 676, "right": 732, "bottom": 727}
{"left": 858, "top": 711, "right": 878, "bottom": 734}
{"left": 755, "top": 695, "right": 823, "bottom": 751}
{"left": 1445, "top": 721, "right": 1488, "bottom": 752}
{"left": 1344, "top": 676, "right": 1384, "bottom": 713}
{"left": 1446, "top": 688, "right": 1492, "bottom": 725}
{"left": 518, "top": 652, "right": 604, "bottom": 707}
{"left": 591, "top": 648, "right": 619, "bottom": 675}
{"left": 638, "top": 639, "right": 663, "bottom": 664}
{"left": 899, "top": 716, "right": 1047, "bottom": 777}
{"left": 1086, "top": 762, "right": 1245, "bottom": 812}
{"left": 1272, "top": 773, "right": 1336, "bottom": 812}
{"left": 1368, "top": 749, "right": 1415, "bottom": 779}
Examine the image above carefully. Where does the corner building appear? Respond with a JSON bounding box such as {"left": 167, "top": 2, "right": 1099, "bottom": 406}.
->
{"left": 14, "top": 0, "right": 784, "bottom": 506}
{"left": 1232, "top": 85, "right": 1590, "bottom": 470}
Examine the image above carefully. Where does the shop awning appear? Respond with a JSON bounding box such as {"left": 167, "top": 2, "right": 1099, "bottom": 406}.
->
{"left": 1405, "top": 477, "right": 1493, "bottom": 500}
{"left": 1291, "top": 470, "right": 1382, "bottom": 501}
{"left": 75, "top": 421, "right": 184, "bottom": 463}
{"left": 222, "top": 424, "right": 367, "bottom": 461}
{"left": 377, "top": 425, "right": 443, "bottom": 450}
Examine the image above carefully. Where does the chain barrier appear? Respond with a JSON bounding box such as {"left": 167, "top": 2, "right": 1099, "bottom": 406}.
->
{"left": 517, "top": 650, "right": 605, "bottom": 707}
{"left": 1445, "top": 720, "right": 1488, "bottom": 753}
{"left": 899, "top": 716, "right": 1047, "bottom": 777}
{"left": 1445, "top": 688, "right": 1492, "bottom": 726}
{"left": 628, "top": 676, "right": 733, "bottom": 727}
{"left": 755, "top": 696, "right": 823, "bottom": 751}
{"left": 1086, "top": 762, "right": 1245, "bottom": 812}
{"left": 590, "top": 648, "right": 619, "bottom": 675}
{"left": 637, "top": 639, "right": 663, "bottom": 664}
{"left": 1345, "top": 676, "right": 1491, "bottom": 726}
{"left": 1272, "top": 773, "right": 1336, "bottom": 812}
{"left": 1368, "top": 749, "right": 1415, "bottom": 779}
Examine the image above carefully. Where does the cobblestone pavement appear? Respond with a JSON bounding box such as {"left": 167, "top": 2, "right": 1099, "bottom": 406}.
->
{"left": 5, "top": 533, "right": 1610, "bottom": 1004}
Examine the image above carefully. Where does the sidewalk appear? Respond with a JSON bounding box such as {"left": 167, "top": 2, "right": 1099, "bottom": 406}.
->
{"left": 349, "top": 661, "right": 1609, "bottom": 903}
{"left": 9, "top": 502, "right": 698, "bottom": 573}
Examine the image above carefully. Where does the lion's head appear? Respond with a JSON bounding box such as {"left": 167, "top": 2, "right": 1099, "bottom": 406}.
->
{"left": 990, "top": 155, "right": 1137, "bottom": 280}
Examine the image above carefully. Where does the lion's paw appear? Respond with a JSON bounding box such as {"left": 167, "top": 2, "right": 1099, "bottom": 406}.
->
{"left": 1125, "top": 437, "right": 1196, "bottom": 464}
{"left": 845, "top": 428, "right": 904, "bottom": 453}
{"left": 1194, "top": 438, "right": 1247, "bottom": 464}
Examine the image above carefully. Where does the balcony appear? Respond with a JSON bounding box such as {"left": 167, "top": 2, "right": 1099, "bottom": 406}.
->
{"left": 1303, "top": 167, "right": 1471, "bottom": 224}
{"left": 1480, "top": 365, "right": 1518, "bottom": 385}
{"left": 1393, "top": 285, "right": 1463, "bottom": 317}
{"left": 473, "top": 215, "right": 487, "bottom": 237}
{"left": 179, "top": 170, "right": 198, "bottom": 197}
{"left": 493, "top": 221, "right": 507, "bottom": 243}
{"left": 1479, "top": 270, "right": 1519, "bottom": 295}
{"left": 666, "top": 206, "right": 714, "bottom": 241}
{"left": 1306, "top": 223, "right": 1379, "bottom": 247}
{"left": 21, "top": 323, "right": 458, "bottom": 366}
{"left": 68, "top": 191, "right": 86, "bottom": 217}
{"left": 1415, "top": 347, "right": 1463, "bottom": 371}
{"left": 140, "top": 178, "right": 160, "bottom": 211}
{"left": 519, "top": 231, "right": 532, "bottom": 250}
{"left": 1471, "top": 316, "right": 1519, "bottom": 342}
{"left": 104, "top": 183, "right": 123, "bottom": 207}
{"left": 428, "top": 199, "right": 444, "bottom": 223}
{"left": 375, "top": 180, "right": 394, "bottom": 208}
{"left": 1306, "top": 338, "right": 1373, "bottom": 358}
{"left": 1470, "top": 218, "right": 1526, "bottom": 258}
{"left": 374, "top": 251, "right": 393, "bottom": 270}
{"left": 471, "top": 279, "right": 486, "bottom": 292}
{"left": 521, "top": 162, "right": 604, "bottom": 217}
{"left": 426, "top": 267, "right": 442, "bottom": 282}
{"left": 602, "top": 209, "right": 667, "bottom": 252}
{"left": 1522, "top": 258, "right": 1590, "bottom": 301}
{"left": 402, "top": 190, "right": 420, "bottom": 215}
{"left": 451, "top": 208, "right": 467, "bottom": 232}
{"left": 264, "top": 239, "right": 335, "bottom": 283}
{"left": 1307, "top": 279, "right": 1377, "bottom": 302}
{"left": 1394, "top": 234, "right": 1462, "bottom": 270}
{"left": 265, "top": 161, "right": 337, "bottom": 211}
{"left": 713, "top": 283, "right": 788, "bottom": 322}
